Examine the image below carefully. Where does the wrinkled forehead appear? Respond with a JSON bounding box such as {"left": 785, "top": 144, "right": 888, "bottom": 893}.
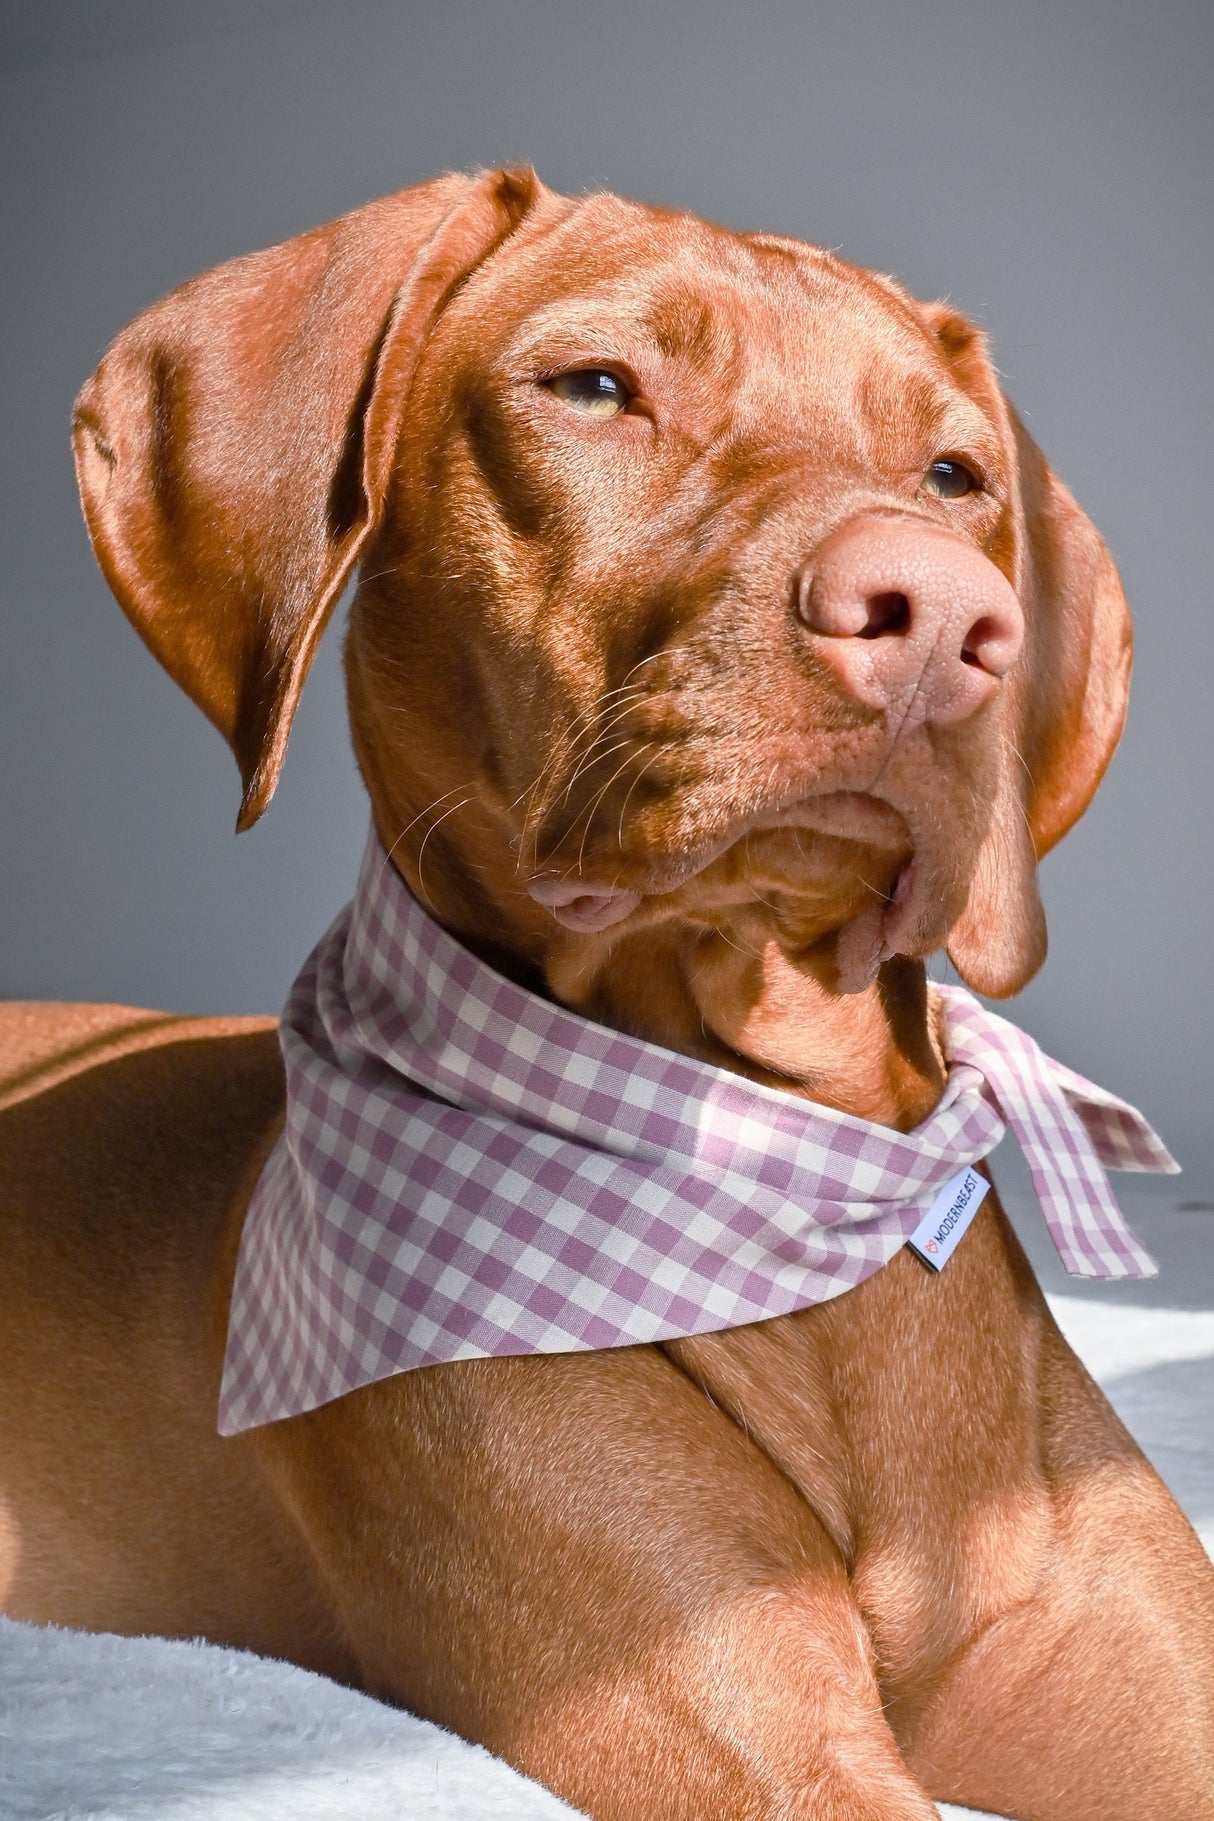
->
{"left": 446, "top": 191, "right": 993, "bottom": 457}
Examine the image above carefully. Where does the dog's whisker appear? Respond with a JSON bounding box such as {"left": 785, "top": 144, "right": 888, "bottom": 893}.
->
{"left": 574, "top": 743, "right": 657, "bottom": 877}
{"left": 379, "top": 782, "right": 478, "bottom": 875}
{"left": 550, "top": 702, "right": 648, "bottom": 797}
{"left": 413, "top": 795, "right": 474, "bottom": 911}
{"left": 708, "top": 921, "right": 764, "bottom": 962}
{"left": 616, "top": 746, "right": 663, "bottom": 848}
{"left": 617, "top": 645, "right": 690, "bottom": 688}
{"left": 380, "top": 784, "right": 478, "bottom": 887}
{"left": 1006, "top": 735, "right": 1035, "bottom": 790}
{"left": 1005, "top": 738, "right": 1042, "bottom": 859}
{"left": 548, "top": 687, "right": 650, "bottom": 779}
{"left": 523, "top": 702, "right": 654, "bottom": 866}
{"left": 511, "top": 686, "right": 649, "bottom": 824}
{"left": 532, "top": 650, "right": 683, "bottom": 811}
{"left": 558, "top": 716, "right": 648, "bottom": 804}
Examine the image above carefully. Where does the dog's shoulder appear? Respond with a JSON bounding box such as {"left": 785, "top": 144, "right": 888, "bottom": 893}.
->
{"left": 0, "top": 1003, "right": 283, "bottom": 1265}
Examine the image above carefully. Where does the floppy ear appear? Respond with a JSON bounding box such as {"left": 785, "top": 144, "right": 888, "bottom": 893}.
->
{"left": 920, "top": 309, "right": 1133, "bottom": 997}
{"left": 72, "top": 167, "right": 542, "bottom": 830}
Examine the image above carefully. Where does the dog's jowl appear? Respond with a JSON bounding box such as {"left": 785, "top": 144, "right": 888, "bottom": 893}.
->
{"left": 2, "top": 169, "right": 1212, "bottom": 1821}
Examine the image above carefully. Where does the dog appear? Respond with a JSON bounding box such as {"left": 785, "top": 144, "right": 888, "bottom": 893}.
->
{"left": 2, "top": 167, "right": 1212, "bottom": 1820}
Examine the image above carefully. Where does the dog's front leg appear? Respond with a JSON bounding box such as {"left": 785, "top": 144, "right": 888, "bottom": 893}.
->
{"left": 253, "top": 1343, "right": 938, "bottom": 1820}
{"left": 898, "top": 1319, "right": 1214, "bottom": 1821}
{"left": 661, "top": 1208, "right": 1214, "bottom": 1821}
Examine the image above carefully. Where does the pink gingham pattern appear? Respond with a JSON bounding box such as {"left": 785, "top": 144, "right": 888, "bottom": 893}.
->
{"left": 218, "top": 830, "right": 1177, "bottom": 1434}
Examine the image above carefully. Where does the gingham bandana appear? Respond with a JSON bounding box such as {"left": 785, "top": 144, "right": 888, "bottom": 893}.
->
{"left": 219, "top": 830, "right": 1177, "bottom": 1434}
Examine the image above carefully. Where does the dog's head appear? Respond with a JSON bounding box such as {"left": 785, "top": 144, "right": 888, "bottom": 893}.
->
{"left": 73, "top": 169, "right": 1130, "bottom": 1011}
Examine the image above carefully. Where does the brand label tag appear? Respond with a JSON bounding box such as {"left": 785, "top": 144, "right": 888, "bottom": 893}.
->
{"left": 907, "top": 1167, "right": 989, "bottom": 1272}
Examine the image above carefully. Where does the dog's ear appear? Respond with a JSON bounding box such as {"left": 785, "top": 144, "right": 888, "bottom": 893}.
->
{"left": 73, "top": 167, "right": 543, "bottom": 829}
{"left": 916, "top": 307, "right": 1132, "bottom": 998}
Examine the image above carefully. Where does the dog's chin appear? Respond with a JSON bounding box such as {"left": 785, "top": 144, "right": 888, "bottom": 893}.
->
{"left": 829, "top": 857, "right": 949, "bottom": 993}
{"left": 791, "top": 838, "right": 978, "bottom": 994}
{"left": 526, "top": 789, "right": 979, "bottom": 989}
{"left": 704, "top": 830, "right": 970, "bottom": 996}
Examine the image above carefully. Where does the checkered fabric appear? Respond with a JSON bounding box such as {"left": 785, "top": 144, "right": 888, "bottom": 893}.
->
{"left": 219, "top": 829, "right": 1177, "bottom": 1434}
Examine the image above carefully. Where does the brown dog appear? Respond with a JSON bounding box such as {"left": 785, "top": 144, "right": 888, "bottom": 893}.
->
{"left": 2, "top": 167, "right": 1212, "bottom": 1820}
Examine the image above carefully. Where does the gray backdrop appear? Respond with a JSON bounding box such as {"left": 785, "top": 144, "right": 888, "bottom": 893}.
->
{"left": 2, "top": 0, "right": 1211, "bottom": 1190}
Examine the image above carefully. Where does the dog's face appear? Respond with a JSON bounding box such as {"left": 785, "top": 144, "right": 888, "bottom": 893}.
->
{"left": 356, "top": 192, "right": 1034, "bottom": 995}
{"left": 73, "top": 169, "right": 1132, "bottom": 1011}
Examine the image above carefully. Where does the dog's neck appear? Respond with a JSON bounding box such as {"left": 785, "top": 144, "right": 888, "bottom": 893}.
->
{"left": 549, "top": 924, "right": 948, "bottom": 1131}
{"left": 361, "top": 780, "right": 947, "bottom": 1136}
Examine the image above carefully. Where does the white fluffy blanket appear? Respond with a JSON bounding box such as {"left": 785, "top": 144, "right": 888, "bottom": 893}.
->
{"left": 4, "top": 1288, "right": 1212, "bottom": 1821}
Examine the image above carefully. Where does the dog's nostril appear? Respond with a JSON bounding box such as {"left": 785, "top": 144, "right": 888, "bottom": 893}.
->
{"left": 856, "top": 591, "right": 911, "bottom": 640}
{"left": 961, "top": 614, "right": 1015, "bottom": 674}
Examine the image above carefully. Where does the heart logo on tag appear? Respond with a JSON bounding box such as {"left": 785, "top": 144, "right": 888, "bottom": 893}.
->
{"left": 908, "top": 1169, "right": 991, "bottom": 1275}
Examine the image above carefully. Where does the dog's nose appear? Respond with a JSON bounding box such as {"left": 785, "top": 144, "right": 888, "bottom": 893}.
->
{"left": 793, "top": 514, "right": 1024, "bottom": 724}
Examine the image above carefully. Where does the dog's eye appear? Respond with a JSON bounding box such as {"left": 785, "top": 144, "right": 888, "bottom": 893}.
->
{"left": 547, "top": 369, "right": 631, "bottom": 416}
{"left": 922, "top": 459, "right": 980, "bottom": 499}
